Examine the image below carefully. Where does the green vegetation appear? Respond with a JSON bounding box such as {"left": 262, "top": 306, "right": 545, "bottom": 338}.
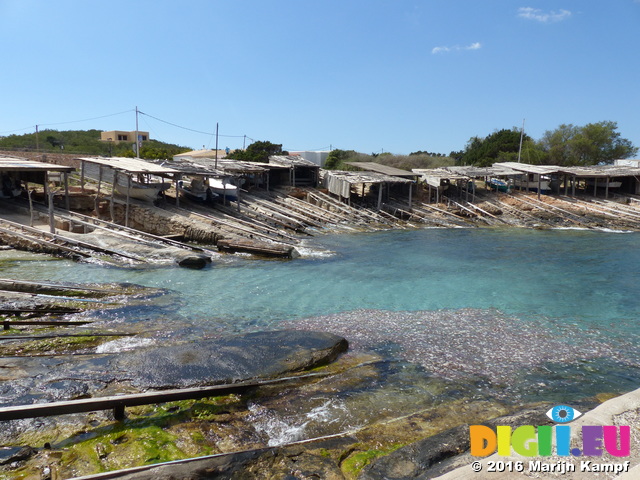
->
{"left": 0, "top": 129, "right": 190, "bottom": 160}
{"left": 324, "top": 149, "right": 455, "bottom": 171}
{"left": 459, "top": 121, "right": 637, "bottom": 167}
{"left": 227, "top": 140, "right": 287, "bottom": 163}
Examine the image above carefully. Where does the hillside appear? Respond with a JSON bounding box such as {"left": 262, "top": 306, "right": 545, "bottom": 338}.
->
{"left": 0, "top": 129, "right": 190, "bottom": 160}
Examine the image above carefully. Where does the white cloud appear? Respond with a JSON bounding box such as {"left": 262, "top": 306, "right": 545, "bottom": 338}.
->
{"left": 518, "top": 7, "right": 572, "bottom": 23}
{"left": 431, "top": 42, "right": 482, "bottom": 55}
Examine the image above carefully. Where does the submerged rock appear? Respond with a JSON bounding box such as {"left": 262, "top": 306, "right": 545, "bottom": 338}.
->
{"left": 177, "top": 253, "right": 212, "bottom": 269}
{"left": 112, "top": 330, "right": 349, "bottom": 389}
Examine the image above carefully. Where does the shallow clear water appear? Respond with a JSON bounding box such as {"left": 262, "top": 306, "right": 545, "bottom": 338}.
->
{"left": 2, "top": 227, "right": 639, "bottom": 408}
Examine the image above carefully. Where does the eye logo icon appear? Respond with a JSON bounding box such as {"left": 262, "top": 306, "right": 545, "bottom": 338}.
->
{"left": 546, "top": 405, "right": 582, "bottom": 423}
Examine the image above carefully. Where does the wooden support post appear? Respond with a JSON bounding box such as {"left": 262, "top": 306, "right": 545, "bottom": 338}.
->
{"left": 537, "top": 175, "right": 541, "bottom": 200}
{"left": 593, "top": 177, "right": 598, "bottom": 197}
{"left": 110, "top": 172, "right": 117, "bottom": 223}
{"left": 125, "top": 175, "right": 131, "bottom": 228}
{"left": 80, "top": 160, "right": 85, "bottom": 193}
{"left": 95, "top": 166, "right": 103, "bottom": 215}
{"left": 408, "top": 182, "right": 412, "bottom": 210}
{"left": 27, "top": 184, "right": 34, "bottom": 227}
{"left": 48, "top": 190, "right": 55, "bottom": 234}
{"left": 377, "top": 183, "right": 383, "bottom": 210}
{"left": 43, "top": 173, "right": 49, "bottom": 207}
{"left": 64, "top": 172, "right": 70, "bottom": 210}
{"left": 564, "top": 175, "right": 569, "bottom": 195}
{"left": 605, "top": 176, "right": 610, "bottom": 199}
{"left": 175, "top": 175, "right": 180, "bottom": 207}
{"left": 572, "top": 176, "right": 576, "bottom": 196}
{"left": 113, "top": 405, "right": 126, "bottom": 421}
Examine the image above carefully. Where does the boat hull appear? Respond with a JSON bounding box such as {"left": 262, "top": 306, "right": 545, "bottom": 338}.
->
{"left": 114, "top": 182, "right": 170, "bottom": 201}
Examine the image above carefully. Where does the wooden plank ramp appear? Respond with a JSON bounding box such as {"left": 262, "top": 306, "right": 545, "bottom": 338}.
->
{"left": 0, "top": 217, "right": 146, "bottom": 264}
{"left": 0, "top": 372, "right": 328, "bottom": 422}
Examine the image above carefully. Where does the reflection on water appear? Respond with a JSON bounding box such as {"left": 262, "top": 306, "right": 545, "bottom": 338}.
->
{"left": 1, "top": 228, "right": 640, "bottom": 430}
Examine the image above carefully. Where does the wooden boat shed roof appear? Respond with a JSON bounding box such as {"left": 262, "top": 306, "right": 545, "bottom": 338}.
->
{"left": 325, "top": 170, "right": 413, "bottom": 185}
{"left": 269, "top": 155, "right": 319, "bottom": 168}
{"left": 444, "top": 165, "right": 521, "bottom": 178}
{"left": 0, "top": 156, "right": 74, "bottom": 173}
{"left": 555, "top": 165, "right": 640, "bottom": 178}
{"left": 76, "top": 157, "right": 180, "bottom": 176}
{"left": 413, "top": 168, "right": 468, "bottom": 188}
{"left": 345, "top": 162, "right": 417, "bottom": 178}
{"left": 494, "top": 162, "right": 562, "bottom": 175}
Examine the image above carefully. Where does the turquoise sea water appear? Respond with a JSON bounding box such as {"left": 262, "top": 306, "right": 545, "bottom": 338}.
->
{"left": 2, "top": 227, "right": 639, "bottom": 406}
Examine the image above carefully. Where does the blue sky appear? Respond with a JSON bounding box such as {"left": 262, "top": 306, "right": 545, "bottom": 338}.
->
{"left": 1, "top": 0, "right": 639, "bottom": 155}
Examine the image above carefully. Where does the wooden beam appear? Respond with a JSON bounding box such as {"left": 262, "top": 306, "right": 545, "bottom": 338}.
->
{"left": 0, "top": 372, "right": 327, "bottom": 422}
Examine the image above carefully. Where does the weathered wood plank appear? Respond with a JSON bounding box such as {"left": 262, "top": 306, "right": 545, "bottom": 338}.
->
{"left": 0, "top": 372, "right": 327, "bottom": 421}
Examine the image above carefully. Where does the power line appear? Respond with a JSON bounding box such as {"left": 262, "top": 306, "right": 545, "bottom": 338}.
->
{"left": 38, "top": 109, "right": 134, "bottom": 127}
{"left": 138, "top": 110, "right": 247, "bottom": 139}
{"left": 0, "top": 125, "right": 37, "bottom": 135}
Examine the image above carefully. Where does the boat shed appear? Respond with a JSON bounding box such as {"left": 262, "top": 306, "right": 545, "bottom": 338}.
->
{"left": 323, "top": 170, "right": 414, "bottom": 209}
{"left": 344, "top": 162, "right": 418, "bottom": 180}
{"left": 0, "top": 155, "right": 75, "bottom": 207}
{"left": 268, "top": 155, "right": 320, "bottom": 188}
{"left": 76, "top": 156, "right": 180, "bottom": 225}
{"left": 555, "top": 165, "right": 640, "bottom": 197}
{"left": 413, "top": 168, "right": 469, "bottom": 203}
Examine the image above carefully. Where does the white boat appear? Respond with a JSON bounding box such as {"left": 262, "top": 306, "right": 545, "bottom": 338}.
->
{"left": 514, "top": 174, "right": 551, "bottom": 193}
{"left": 178, "top": 178, "right": 208, "bottom": 202}
{"left": 207, "top": 178, "right": 238, "bottom": 201}
{"left": 114, "top": 181, "right": 171, "bottom": 201}
{"left": 1, "top": 175, "right": 23, "bottom": 199}
{"left": 586, "top": 178, "right": 622, "bottom": 189}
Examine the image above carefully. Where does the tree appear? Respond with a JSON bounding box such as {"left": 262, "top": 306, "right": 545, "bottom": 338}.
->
{"left": 460, "top": 128, "right": 532, "bottom": 166}
{"left": 540, "top": 121, "right": 637, "bottom": 165}
{"left": 227, "top": 140, "right": 287, "bottom": 163}
{"left": 324, "top": 149, "right": 349, "bottom": 170}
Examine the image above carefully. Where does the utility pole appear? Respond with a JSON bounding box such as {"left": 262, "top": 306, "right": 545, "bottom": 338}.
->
{"left": 215, "top": 123, "right": 219, "bottom": 170}
{"left": 517, "top": 118, "right": 525, "bottom": 163}
{"left": 35, "top": 125, "right": 39, "bottom": 151}
{"left": 135, "top": 106, "right": 140, "bottom": 158}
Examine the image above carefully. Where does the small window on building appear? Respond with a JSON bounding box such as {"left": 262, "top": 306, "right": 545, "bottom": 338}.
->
{"left": 118, "top": 135, "right": 128, "bottom": 141}
{"left": 141, "top": 135, "right": 147, "bottom": 141}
